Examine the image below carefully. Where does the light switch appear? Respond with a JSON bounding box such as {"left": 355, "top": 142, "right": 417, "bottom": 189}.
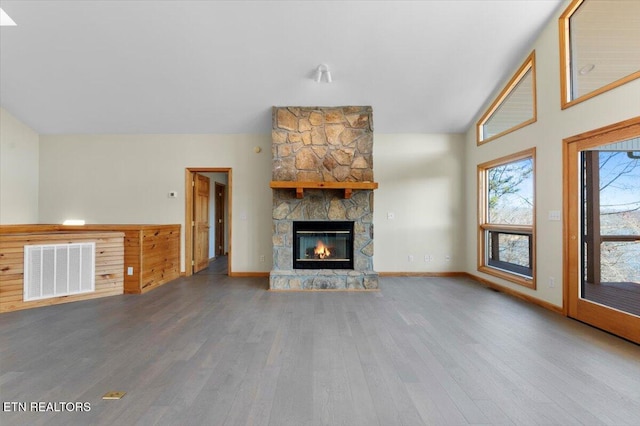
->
{"left": 548, "top": 210, "right": 561, "bottom": 221}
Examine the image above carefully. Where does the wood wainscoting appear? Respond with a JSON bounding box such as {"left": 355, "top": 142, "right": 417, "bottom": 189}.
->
{"left": 0, "top": 224, "right": 181, "bottom": 296}
{"left": 0, "top": 231, "right": 124, "bottom": 312}
{"left": 121, "top": 225, "right": 181, "bottom": 294}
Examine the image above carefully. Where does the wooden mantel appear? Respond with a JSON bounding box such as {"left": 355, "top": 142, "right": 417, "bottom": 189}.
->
{"left": 270, "top": 181, "right": 379, "bottom": 199}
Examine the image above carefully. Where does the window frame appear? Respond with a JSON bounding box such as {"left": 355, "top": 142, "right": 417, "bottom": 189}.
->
{"left": 476, "top": 51, "right": 537, "bottom": 146}
{"left": 477, "top": 148, "right": 537, "bottom": 289}
{"left": 559, "top": 0, "right": 640, "bottom": 109}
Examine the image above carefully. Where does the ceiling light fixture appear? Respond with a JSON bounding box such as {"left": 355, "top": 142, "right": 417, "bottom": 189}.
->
{"left": 0, "top": 8, "right": 17, "bottom": 26}
{"left": 578, "top": 64, "right": 595, "bottom": 75}
{"left": 314, "top": 64, "right": 332, "bottom": 83}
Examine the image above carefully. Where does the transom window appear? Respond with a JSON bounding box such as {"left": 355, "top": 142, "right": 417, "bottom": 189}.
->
{"left": 559, "top": 0, "right": 640, "bottom": 108}
{"left": 476, "top": 51, "right": 536, "bottom": 145}
{"left": 478, "top": 149, "right": 536, "bottom": 288}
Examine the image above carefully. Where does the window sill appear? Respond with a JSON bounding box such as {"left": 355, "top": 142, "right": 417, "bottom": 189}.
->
{"left": 478, "top": 265, "right": 536, "bottom": 290}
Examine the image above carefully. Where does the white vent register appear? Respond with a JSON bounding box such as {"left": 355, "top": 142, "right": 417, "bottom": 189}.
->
{"left": 24, "top": 243, "right": 95, "bottom": 301}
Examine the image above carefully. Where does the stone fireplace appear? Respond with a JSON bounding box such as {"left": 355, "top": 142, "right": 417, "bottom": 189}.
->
{"left": 269, "top": 106, "right": 379, "bottom": 290}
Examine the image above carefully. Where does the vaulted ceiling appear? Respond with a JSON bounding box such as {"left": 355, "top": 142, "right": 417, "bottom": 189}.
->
{"left": 0, "top": 0, "right": 564, "bottom": 135}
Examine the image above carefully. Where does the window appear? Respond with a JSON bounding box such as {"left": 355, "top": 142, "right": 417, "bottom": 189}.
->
{"left": 559, "top": 0, "right": 640, "bottom": 109}
{"left": 478, "top": 149, "right": 536, "bottom": 288}
{"left": 476, "top": 51, "right": 536, "bottom": 145}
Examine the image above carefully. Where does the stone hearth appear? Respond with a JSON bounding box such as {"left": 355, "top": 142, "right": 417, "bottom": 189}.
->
{"left": 269, "top": 106, "right": 378, "bottom": 290}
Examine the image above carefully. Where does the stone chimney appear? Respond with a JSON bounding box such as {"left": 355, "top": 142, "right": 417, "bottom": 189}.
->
{"left": 270, "top": 106, "right": 378, "bottom": 291}
{"left": 272, "top": 106, "right": 374, "bottom": 182}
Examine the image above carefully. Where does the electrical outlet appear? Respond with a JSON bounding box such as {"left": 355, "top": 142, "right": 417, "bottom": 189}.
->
{"left": 548, "top": 277, "right": 556, "bottom": 288}
{"left": 424, "top": 255, "right": 432, "bottom": 262}
{"left": 445, "top": 255, "right": 451, "bottom": 262}
{"left": 408, "top": 255, "right": 414, "bottom": 262}
{"left": 259, "top": 255, "right": 265, "bottom": 262}
{"left": 387, "top": 212, "right": 395, "bottom": 220}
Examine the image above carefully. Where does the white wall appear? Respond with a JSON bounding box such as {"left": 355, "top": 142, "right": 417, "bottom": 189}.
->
{"left": 0, "top": 108, "right": 39, "bottom": 224}
{"left": 36, "top": 131, "right": 466, "bottom": 275}
{"left": 464, "top": 0, "right": 640, "bottom": 307}
{"left": 374, "top": 133, "right": 466, "bottom": 273}
{"left": 38, "top": 134, "right": 272, "bottom": 273}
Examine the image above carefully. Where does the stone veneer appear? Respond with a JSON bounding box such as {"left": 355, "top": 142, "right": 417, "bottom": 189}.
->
{"left": 270, "top": 106, "right": 378, "bottom": 290}
{"left": 272, "top": 106, "right": 374, "bottom": 182}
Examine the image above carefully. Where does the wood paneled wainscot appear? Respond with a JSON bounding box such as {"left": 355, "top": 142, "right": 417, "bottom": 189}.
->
{"left": 122, "top": 225, "right": 181, "bottom": 294}
{"left": 0, "top": 232, "right": 124, "bottom": 313}
{"left": 0, "top": 224, "right": 181, "bottom": 296}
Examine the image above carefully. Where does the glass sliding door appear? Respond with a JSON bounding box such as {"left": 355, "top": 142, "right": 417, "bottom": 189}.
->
{"left": 564, "top": 118, "right": 640, "bottom": 343}
{"left": 581, "top": 150, "right": 640, "bottom": 316}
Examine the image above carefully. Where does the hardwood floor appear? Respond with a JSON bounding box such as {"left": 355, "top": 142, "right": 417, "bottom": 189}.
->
{"left": 1, "top": 275, "right": 639, "bottom": 425}
{"left": 197, "top": 255, "right": 229, "bottom": 276}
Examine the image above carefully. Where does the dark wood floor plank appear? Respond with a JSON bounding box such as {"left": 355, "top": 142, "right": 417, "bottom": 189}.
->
{"left": 584, "top": 281, "right": 640, "bottom": 317}
{"left": 1, "top": 276, "right": 640, "bottom": 426}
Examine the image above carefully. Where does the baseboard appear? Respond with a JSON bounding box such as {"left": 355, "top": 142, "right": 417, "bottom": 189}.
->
{"left": 268, "top": 288, "right": 380, "bottom": 292}
{"left": 464, "top": 272, "right": 564, "bottom": 315}
{"left": 378, "top": 272, "right": 467, "bottom": 277}
{"left": 229, "top": 272, "right": 270, "bottom": 277}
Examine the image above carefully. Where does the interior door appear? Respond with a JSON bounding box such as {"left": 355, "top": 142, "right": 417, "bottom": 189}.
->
{"left": 214, "top": 182, "right": 226, "bottom": 257}
{"left": 564, "top": 117, "right": 640, "bottom": 344}
{"left": 193, "top": 173, "right": 210, "bottom": 273}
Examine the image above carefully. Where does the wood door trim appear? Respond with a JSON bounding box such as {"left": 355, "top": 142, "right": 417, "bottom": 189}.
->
{"left": 563, "top": 116, "right": 640, "bottom": 343}
{"left": 185, "top": 168, "right": 232, "bottom": 277}
{"left": 193, "top": 173, "right": 211, "bottom": 273}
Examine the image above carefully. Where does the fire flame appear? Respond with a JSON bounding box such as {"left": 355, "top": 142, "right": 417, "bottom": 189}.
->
{"left": 314, "top": 240, "right": 331, "bottom": 259}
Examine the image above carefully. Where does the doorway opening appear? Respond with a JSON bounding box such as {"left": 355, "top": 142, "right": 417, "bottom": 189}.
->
{"left": 185, "top": 168, "right": 231, "bottom": 277}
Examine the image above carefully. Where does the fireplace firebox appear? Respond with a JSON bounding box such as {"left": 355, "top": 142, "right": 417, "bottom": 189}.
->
{"left": 293, "top": 221, "right": 354, "bottom": 269}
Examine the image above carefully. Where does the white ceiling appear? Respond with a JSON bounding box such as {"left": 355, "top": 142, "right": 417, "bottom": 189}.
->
{"left": 0, "top": 0, "right": 564, "bottom": 135}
